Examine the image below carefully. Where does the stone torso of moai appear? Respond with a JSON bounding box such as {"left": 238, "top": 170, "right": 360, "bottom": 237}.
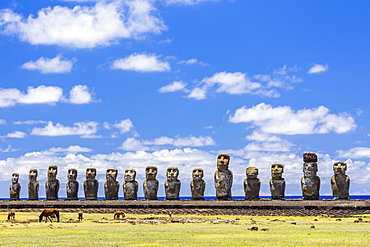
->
{"left": 10, "top": 173, "right": 21, "bottom": 200}
{"left": 164, "top": 167, "right": 181, "bottom": 200}
{"left": 123, "top": 169, "right": 138, "bottom": 200}
{"left": 143, "top": 166, "right": 159, "bottom": 200}
{"left": 45, "top": 165, "right": 60, "bottom": 200}
{"left": 269, "top": 164, "right": 285, "bottom": 200}
{"left": 244, "top": 167, "right": 261, "bottom": 200}
{"left": 331, "top": 162, "right": 350, "bottom": 200}
{"left": 214, "top": 154, "right": 233, "bottom": 200}
{"left": 84, "top": 168, "right": 99, "bottom": 200}
{"left": 66, "top": 168, "right": 79, "bottom": 200}
{"left": 301, "top": 153, "right": 320, "bottom": 200}
{"left": 104, "top": 168, "right": 120, "bottom": 200}
{"left": 28, "top": 169, "right": 39, "bottom": 200}
{"left": 190, "top": 168, "right": 206, "bottom": 200}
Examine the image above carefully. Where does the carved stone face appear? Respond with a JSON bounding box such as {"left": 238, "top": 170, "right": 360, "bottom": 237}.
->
{"left": 303, "top": 162, "right": 317, "bottom": 177}
{"left": 146, "top": 166, "right": 157, "bottom": 180}
{"left": 124, "top": 169, "right": 136, "bottom": 182}
{"left": 86, "top": 168, "right": 96, "bottom": 180}
{"left": 12, "top": 173, "right": 19, "bottom": 183}
{"left": 246, "top": 167, "right": 258, "bottom": 179}
{"left": 68, "top": 169, "right": 77, "bottom": 181}
{"left": 333, "top": 162, "right": 347, "bottom": 175}
{"left": 192, "top": 168, "right": 204, "bottom": 180}
{"left": 217, "top": 154, "right": 230, "bottom": 172}
{"left": 48, "top": 166, "right": 58, "bottom": 180}
{"left": 166, "top": 167, "right": 179, "bottom": 181}
{"left": 29, "top": 169, "right": 37, "bottom": 180}
{"left": 271, "top": 164, "right": 284, "bottom": 178}
{"left": 106, "top": 169, "right": 117, "bottom": 181}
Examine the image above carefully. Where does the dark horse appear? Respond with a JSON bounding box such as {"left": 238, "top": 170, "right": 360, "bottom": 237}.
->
{"left": 7, "top": 211, "right": 15, "bottom": 220}
{"left": 114, "top": 211, "right": 125, "bottom": 219}
{"left": 39, "top": 209, "right": 60, "bottom": 223}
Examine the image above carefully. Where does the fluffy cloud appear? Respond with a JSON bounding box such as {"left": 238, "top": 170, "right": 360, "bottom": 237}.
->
{"left": 1, "top": 131, "right": 27, "bottom": 138}
{"left": 158, "top": 81, "right": 188, "bottom": 93}
{"left": 0, "top": 119, "right": 6, "bottom": 125}
{"left": 21, "top": 54, "right": 76, "bottom": 74}
{"left": 113, "top": 119, "right": 134, "bottom": 134}
{"left": 308, "top": 64, "right": 329, "bottom": 74}
{"left": 337, "top": 147, "right": 370, "bottom": 159}
{"left": 111, "top": 53, "right": 170, "bottom": 72}
{"left": 178, "top": 58, "right": 208, "bottom": 66}
{"left": 0, "top": 0, "right": 166, "bottom": 49}
{"left": 229, "top": 103, "right": 356, "bottom": 135}
{"left": 30, "top": 121, "right": 100, "bottom": 137}
{"left": 13, "top": 120, "right": 48, "bottom": 125}
{"left": 0, "top": 85, "right": 96, "bottom": 107}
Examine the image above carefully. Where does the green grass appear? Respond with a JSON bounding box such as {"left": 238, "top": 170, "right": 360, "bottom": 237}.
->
{"left": 0, "top": 212, "right": 369, "bottom": 246}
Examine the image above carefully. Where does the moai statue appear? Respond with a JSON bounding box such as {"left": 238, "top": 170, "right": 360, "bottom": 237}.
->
{"left": 269, "top": 164, "right": 285, "bottom": 200}
{"left": 164, "top": 167, "right": 181, "bottom": 200}
{"left": 123, "top": 169, "right": 138, "bottom": 200}
{"left": 104, "top": 168, "right": 119, "bottom": 200}
{"left": 301, "top": 152, "right": 320, "bottom": 200}
{"left": 190, "top": 168, "right": 206, "bottom": 200}
{"left": 45, "top": 165, "right": 60, "bottom": 200}
{"left": 143, "top": 166, "right": 159, "bottom": 200}
{"left": 214, "top": 154, "right": 233, "bottom": 200}
{"left": 9, "top": 173, "right": 21, "bottom": 200}
{"left": 66, "top": 168, "right": 79, "bottom": 200}
{"left": 84, "top": 168, "right": 98, "bottom": 200}
{"left": 28, "top": 169, "right": 39, "bottom": 200}
{"left": 331, "top": 162, "right": 350, "bottom": 200}
{"left": 244, "top": 167, "right": 261, "bottom": 200}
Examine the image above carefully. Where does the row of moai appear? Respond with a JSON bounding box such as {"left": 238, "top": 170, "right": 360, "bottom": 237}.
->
{"left": 9, "top": 153, "right": 350, "bottom": 201}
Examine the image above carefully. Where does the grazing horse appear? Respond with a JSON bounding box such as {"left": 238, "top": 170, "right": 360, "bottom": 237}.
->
{"left": 78, "top": 211, "right": 83, "bottom": 221}
{"left": 114, "top": 211, "right": 125, "bottom": 219}
{"left": 39, "top": 209, "right": 60, "bottom": 223}
{"left": 7, "top": 211, "right": 15, "bottom": 220}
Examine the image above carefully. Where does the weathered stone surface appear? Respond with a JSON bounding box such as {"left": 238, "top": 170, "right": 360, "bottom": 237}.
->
{"left": 10, "top": 173, "right": 20, "bottom": 200}
{"left": 190, "top": 168, "right": 206, "bottom": 200}
{"left": 269, "top": 164, "right": 285, "bottom": 200}
{"left": 28, "top": 169, "right": 39, "bottom": 200}
{"left": 214, "top": 154, "right": 233, "bottom": 200}
{"left": 303, "top": 152, "right": 318, "bottom": 163}
{"left": 84, "top": 168, "right": 98, "bottom": 200}
{"left": 123, "top": 169, "right": 138, "bottom": 200}
{"left": 143, "top": 166, "right": 159, "bottom": 200}
{"left": 66, "top": 168, "right": 79, "bottom": 200}
{"left": 244, "top": 167, "right": 261, "bottom": 200}
{"left": 331, "top": 162, "right": 350, "bottom": 200}
{"left": 164, "top": 167, "right": 181, "bottom": 200}
{"left": 301, "top": 153, "right": 320, "bottom": 200}
{"left": 45, "top": 165, "right": 60, "bottom": 200}
{"left": 104, "top": 168, "right": 120, "bottom": 200}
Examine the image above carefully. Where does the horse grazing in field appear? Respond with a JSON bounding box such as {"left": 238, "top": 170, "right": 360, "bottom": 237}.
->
{"left": 114, "top": 211, "right": 125, "bottom": 219}
{"left": 39, "top": 209, "right": 60, "bottom": 223}
{"left": 7, "top": 211, "right": 15, "bottom": 220}
{"left": 78, "top": 211, "right": 83, "bottom": 221}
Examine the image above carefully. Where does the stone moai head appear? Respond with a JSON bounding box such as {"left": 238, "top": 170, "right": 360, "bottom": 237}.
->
{"left": 146, "top": 166, "right": 158, "bottom": 180}
{"left": 86, "top": 168, "right": 97, "bottom": 180}
{"left": 12, "top": 173, "right": 19, "bottom": 183}
{"left": 303, "top": 152, "right": 318, "bottom": 178}
{"left": 29, "top": 169, "right": 38, "bottom": 181}
{"left": 192, "top": 168, "right": 204, "bottom": 181}
{"left": 271, "top": 164, "right": 284, "bottom": 178}
{"left": 68, "top": 168, "right": 77, "bottom": 181}
{"left": 166, "top": 167, "right": 179, "bottom": 181}
{"left": 217, "top": 154, "right": 230, "bottom": 172}
{"left": 246, "top": 167, "right": 258, "bottom": 179}
{"left": 333, "top": 162, "right": 347, "bottom": 175}
{"left": 106, "top": 168, "right": 118, "bottom": 181}
{"left": 124, "top": 169, "right": 136, "bottom": 182}
{"left": 48, "top": 165, "right": 58, "bottom": 180}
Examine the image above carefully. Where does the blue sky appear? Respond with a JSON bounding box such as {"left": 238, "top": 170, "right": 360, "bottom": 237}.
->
{"left": 0, "top": 0, "right": 370, "bottom": 199}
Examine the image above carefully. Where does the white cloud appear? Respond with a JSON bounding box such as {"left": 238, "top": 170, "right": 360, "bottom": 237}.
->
{"left": 30, "top": 121, "right": 100, "bottom": 137}
{"left": 2, "top": 131, "right": 27, "bottom": 138}
{"left": 119, "top": 137, "right": 150, "bottom": 151}
{"left": 113, "top": 119, "right": 134, "bottom": 134}
{"left": 18, "top": 86, "right": 63, "bottom": 104}
{"left": 187, "top": 87, "right": 207, "bottom": 100}
{"left": 158, "top": 81, "right": 188, "bottom": 93}
{"left": 45, "top": 145, "right": 93, "bottom": 155}
{"left": 21, "top": 54, "right": 76, "bottom": 74}
{"left": 308, "top": 64, "right": 328, "bottom": 74}
{"left": 0, "top": 119, "right": 6, "bottom": 125}
{"left": 13, "top": 120, "right": 48, "bottom": 125}
{"left": 164, "top": 0, "right": 220, "bottom": 6}
{"left": 111, "top": 53, "right": 170, "bottom": 72}
{"left": 229, "top": 103, "right": 356, "bottom": 135}
{"left": 0, "top": 0, "right": 166, "bottom": 49}
{"left": 68, "top": 85, "right": 94, "bottom": 104}
{"left": 337, "top": 147, "right": 370, "bottom": 159}
{"left": 178, "top": 58, "right": 208, "bottom": 66}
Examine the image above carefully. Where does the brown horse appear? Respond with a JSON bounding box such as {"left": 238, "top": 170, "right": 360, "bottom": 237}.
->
{"left": 114, "top": 211, "right": 125, "bottom": 219}
{"left": 78, "top": 211, "right": 83, "bottom": 221}
{"left": 7, "top": 211, "right": 15, "bottom": 220}
{"left": 39, "top": 209, "right": 60, "bottom": 223}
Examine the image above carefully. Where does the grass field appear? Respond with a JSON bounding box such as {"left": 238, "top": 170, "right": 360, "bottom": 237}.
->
{"left": 0, "top": 211, "right": 369, "bottom": 246}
